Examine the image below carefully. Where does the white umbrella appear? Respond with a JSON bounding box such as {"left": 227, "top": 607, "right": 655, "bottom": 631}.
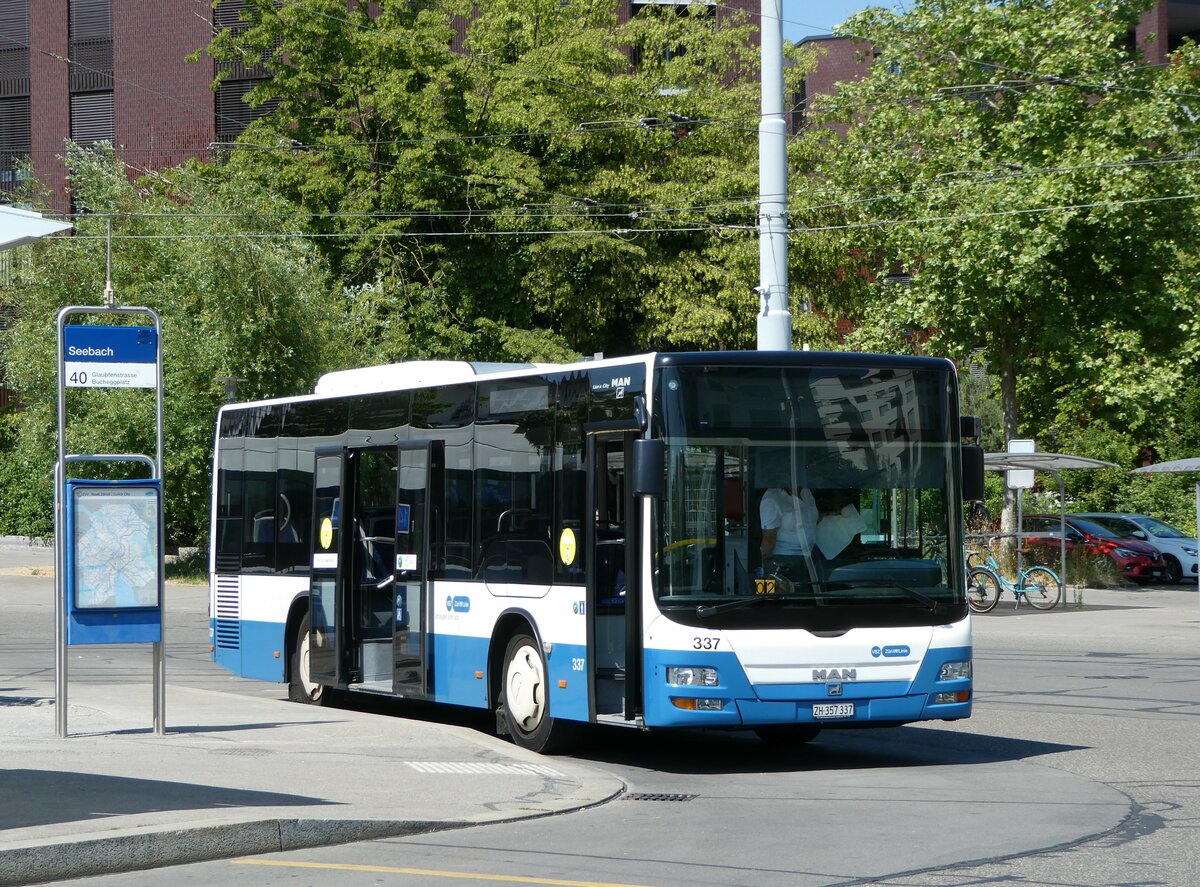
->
{"left": 0, "top": 205, "right": 72, "bottom": 251}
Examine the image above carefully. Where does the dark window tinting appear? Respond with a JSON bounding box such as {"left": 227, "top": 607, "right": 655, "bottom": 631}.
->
{"left": 215, "top": 438, "right": 243, "bottom": 573}
{"left": 555, "top": 371, "right": 589, "bottom": 583}
{"left": 475, "top": 379, "right": 554, "bottom": 585}
{"left": 414, "top": 385, "right": 475, "bottom": 579}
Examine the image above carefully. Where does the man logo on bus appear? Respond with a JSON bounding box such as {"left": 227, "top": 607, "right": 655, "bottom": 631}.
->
{"left": 813, "top": 668, "right": 857, "bottom": 681}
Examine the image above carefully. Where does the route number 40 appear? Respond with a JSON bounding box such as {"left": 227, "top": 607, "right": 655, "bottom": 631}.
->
{"left": 69, "top": 371, "right": 89, "bottom": 385}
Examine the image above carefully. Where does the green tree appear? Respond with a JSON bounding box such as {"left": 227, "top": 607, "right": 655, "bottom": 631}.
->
{"left": 817, "top": 0, "right": 1200, "bottom": 437}
{"left": 811, "top": 0, "right": 1200, "bottom": 532}
{"left": 1, "top": 144, "right": 340, "bottom": 544}
{"left": 208, "top": 0, "right": 835, "bottom": 357}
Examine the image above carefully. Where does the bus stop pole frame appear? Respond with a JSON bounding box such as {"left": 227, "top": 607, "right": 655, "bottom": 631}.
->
{"left": 55, "top": 306, "right": 165, "bottom": 738}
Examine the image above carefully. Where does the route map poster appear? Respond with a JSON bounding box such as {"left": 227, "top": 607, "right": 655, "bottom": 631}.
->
{"left": 70, "top": 483, "right": 161, "bottom": 610}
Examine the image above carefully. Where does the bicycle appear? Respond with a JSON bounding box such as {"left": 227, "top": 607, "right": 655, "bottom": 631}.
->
{"left": 966, "top": 548, "right": 1063, "bottom": 612}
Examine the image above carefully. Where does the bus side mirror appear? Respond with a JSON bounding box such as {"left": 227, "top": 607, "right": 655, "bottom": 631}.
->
{"left": 961, "top": 445, "right": 985, "bottom": 502}
{"left": 632, "top": 439, "right": 665, "bottom": 497}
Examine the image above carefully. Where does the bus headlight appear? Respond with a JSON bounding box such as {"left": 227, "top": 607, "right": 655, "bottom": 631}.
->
{"left": 934, "top": 691, "right": 971, "bottom": 704}
{"left": 938, "top": 660, "right": 971, "bottom": 681}
{"left": 671, "top": 697, "right": 725, "bottom": 711}
{"left": 666, "top": 666, "right": 719, "bottom": 687}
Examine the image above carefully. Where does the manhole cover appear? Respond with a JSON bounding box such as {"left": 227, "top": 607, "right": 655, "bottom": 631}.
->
{"left": 623, "top": 792, "right": 698, "bottom": 802}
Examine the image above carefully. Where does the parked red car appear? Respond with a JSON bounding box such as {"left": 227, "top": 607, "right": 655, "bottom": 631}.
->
{"left": 1021, "top": 514, "right": 1165, "bottom": 582}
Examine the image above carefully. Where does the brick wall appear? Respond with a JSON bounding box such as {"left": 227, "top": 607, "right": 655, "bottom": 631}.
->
{"left": 796, "top": 35, "right": 873, "bottom": 135}
{"left": 1136, "top": 3, "right": 1171, "bottom": 65}
{"left": 29, "top": 0, "right": 70, "bottom": 209}
{"left": 112, "top": 2, "right": 216, "bottom": 179}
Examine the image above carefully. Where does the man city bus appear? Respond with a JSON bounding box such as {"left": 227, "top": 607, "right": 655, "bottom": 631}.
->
{"left": 209, "top": 351, "right": 982, "bottom": 752}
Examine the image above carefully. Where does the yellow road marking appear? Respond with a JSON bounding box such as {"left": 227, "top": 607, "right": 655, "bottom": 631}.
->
{"left": 233, "top": 858, "right": 653, "bottom": 887}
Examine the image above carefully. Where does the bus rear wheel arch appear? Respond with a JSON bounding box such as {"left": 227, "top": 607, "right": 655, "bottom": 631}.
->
{"left": 289, "top": 612, "right": 330, "bottom": 705}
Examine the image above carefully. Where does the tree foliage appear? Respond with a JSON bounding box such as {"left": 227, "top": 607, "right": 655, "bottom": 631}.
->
{"left": 815, "top": 0, "right": 1200, "bottom": 446}
{"left": 209, "top": 0, "right": 829, "bottom": 357}
{"left": 1, "top": 145, "right": 341, "bottom": 544}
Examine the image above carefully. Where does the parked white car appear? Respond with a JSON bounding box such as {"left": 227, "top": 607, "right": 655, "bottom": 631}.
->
{"left": 1076, "top": 513, "right": 1198, "bottom": 585}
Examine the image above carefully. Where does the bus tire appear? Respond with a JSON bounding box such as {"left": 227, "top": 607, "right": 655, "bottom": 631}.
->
{"left": 755, "top": 724, "right": 821, "bottom": 745}
{"left": 289, "top": 613, "right": 328, "bottom": 705}
{"left": 500, "top": 632, "right": 573, "bottom": 754}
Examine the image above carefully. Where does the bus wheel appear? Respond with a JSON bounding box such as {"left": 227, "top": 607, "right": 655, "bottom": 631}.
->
{"left": 289, "top": 613, "right": 327, "bottom": 705}
{"left": 500, "top": 633, "right": 573, "bottom": 754}
{"left": 755, "top": 724, "right": 821, "bottom": 745}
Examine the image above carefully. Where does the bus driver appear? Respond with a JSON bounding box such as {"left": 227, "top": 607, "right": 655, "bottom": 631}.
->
{"left": 759, "top": 486, "right": 819, "bottom": 577}
{"left": 761, "top": 488, "right": 866, "bottom": 580}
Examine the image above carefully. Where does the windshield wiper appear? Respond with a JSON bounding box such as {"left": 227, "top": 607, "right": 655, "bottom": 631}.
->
{"left": 696, "top": 594, "right": 814, "bottom": 618}
{"left": 822, "top": 579, "right": 947, "bottom": 614}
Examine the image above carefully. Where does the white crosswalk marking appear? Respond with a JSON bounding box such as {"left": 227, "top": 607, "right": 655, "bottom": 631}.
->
{"left": 403, "top": 761, "right": 566, "bottom": 777}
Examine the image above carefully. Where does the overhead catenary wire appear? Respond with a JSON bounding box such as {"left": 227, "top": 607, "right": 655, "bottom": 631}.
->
{"left": 48, "top": 189, "right": 1200, "bottom": 244}
{"left": 11, "top": 1, "right": 1186, "bottom": 215}
{"left": 35, "top": 150, "right": 1199, "bottom": 229}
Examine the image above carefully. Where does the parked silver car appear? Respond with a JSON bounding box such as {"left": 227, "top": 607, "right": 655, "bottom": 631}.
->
{"left": 1075, "top": 513, "right": 1198, "bottom": 585}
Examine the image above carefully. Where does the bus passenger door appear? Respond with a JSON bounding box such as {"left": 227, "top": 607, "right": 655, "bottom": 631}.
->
{"left": 392, "top": 441, "right": 436, "bottom": 697}
{"left": 308, "top": 449, "right": 344, "bottom": 687}
{"left": 344, "top": 447, "right": 400, "bottom": 691}
{"left": 588, "top": 433, "right": 643, "bottom": 722}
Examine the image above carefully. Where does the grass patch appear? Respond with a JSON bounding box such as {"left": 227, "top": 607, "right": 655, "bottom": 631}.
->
{"left": 166, "top": 549, "right": 208, "bottom": 585}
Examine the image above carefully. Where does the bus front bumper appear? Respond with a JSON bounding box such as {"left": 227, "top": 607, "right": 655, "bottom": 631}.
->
{"left": 642, "top": 646, "right": 972, "bottom": 729}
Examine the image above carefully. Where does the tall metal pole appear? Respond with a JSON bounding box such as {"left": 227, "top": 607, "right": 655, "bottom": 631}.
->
{"left": 757, "top": 0, "right": 792, "bottom": 351}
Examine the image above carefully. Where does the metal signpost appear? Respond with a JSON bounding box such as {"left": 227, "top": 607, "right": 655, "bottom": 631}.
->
{"left": 55, "top": 306, "right": 166, "bottom": 737}
{"left": 1007, "top": 439, "right": 1036, "bottom": 578}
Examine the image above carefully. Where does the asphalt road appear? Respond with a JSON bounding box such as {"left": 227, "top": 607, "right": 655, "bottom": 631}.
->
{"left": 5, "top": 550, "right": 1198, "bottom": 886}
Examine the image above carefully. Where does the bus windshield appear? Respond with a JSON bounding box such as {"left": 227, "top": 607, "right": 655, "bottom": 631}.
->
{"left": 653, "top": 362, "right": 966, "bottom": 630}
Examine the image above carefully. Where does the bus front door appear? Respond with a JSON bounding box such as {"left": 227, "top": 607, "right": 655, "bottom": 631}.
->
{"left": 588, "top": 433, "right": 643, "bottom": 723}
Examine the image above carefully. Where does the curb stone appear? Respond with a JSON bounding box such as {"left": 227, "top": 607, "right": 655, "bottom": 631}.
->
{"left": 0, "top": 819, "right": 458, "bottom": 886}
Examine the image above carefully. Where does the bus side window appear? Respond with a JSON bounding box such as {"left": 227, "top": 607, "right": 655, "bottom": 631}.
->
{"left": 475, "top": 378, "right": 554, "bottom": 587}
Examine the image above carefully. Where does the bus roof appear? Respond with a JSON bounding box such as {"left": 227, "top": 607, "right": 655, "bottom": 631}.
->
{"left": 313, "top": 360, "right": 548, "bottom": 396}
{"left": 219, "top": 350, "right": 954, "bottom": 417}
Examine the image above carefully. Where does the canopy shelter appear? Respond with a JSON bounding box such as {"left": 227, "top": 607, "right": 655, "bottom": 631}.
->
{"left": 0, "top": 205, "right": 72, "bottom": 251}
{"left": 1133, "top": 459, "right": 1200, "bottom": 604}
{"left": 983, "top": 452, "right": 1118, "bottom": 602}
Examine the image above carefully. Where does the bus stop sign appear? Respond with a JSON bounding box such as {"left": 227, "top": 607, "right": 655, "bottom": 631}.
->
{"left": 63, "top": 324, "right": 158, "bottom": 388}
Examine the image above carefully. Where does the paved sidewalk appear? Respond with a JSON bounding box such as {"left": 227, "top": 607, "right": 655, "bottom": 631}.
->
{"left": 0, "top": 681, "right": 624, "bottom": 886}
{"left": 0, "top": 540, "right": 623, "bottom": 886}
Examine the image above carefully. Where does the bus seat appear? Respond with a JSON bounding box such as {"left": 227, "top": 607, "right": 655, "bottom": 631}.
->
{"left": 724, "top": 477, "right": 744, "bottom": 520}
{"left": 252, "top": 511, "right": 275, "bottom": 543}
{"left": 596, "top": 540, "right": 625, "bottom": 606}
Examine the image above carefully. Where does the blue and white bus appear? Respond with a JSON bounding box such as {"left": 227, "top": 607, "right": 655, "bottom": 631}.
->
{"left": 210, "top": 351, "right": 981, "bottom": 752}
